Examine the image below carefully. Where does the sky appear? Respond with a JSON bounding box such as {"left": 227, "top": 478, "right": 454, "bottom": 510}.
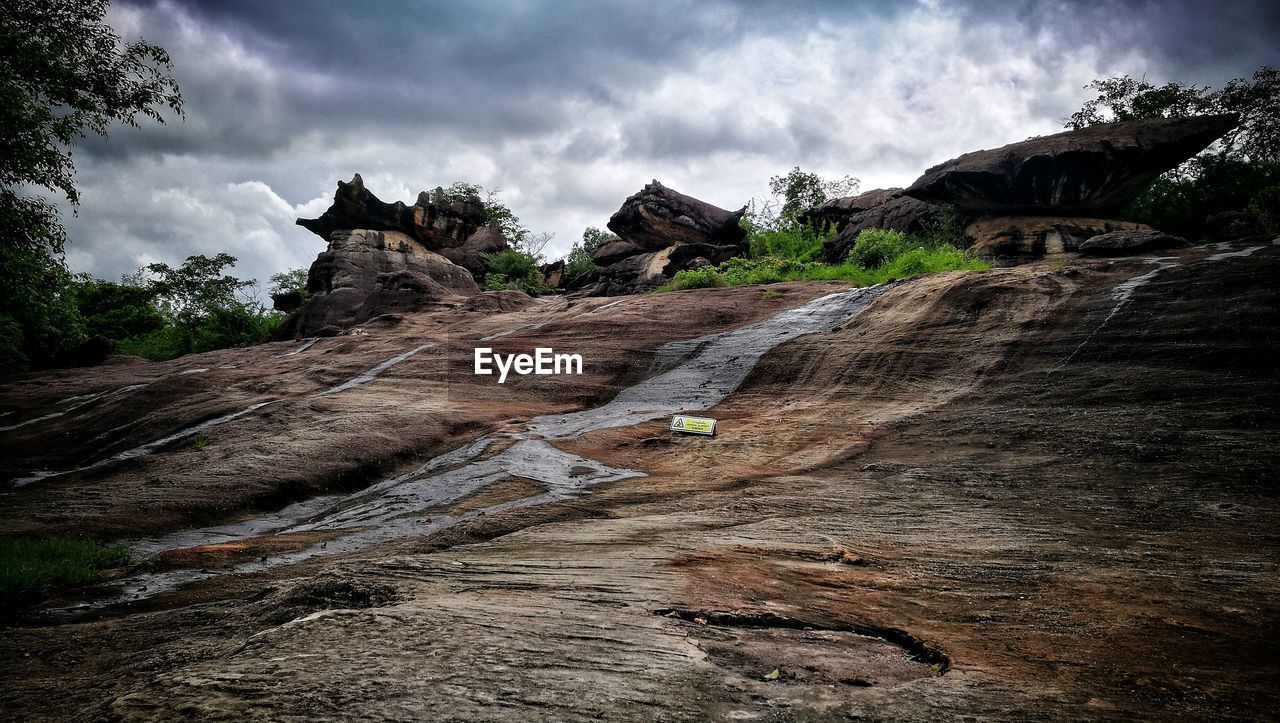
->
{"left": 57, "top": 0, "right": 1280, "bottom": 287}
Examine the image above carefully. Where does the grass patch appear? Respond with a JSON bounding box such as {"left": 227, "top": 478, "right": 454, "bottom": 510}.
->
{"left": 660, "top": 229, "right": 988, "bottom": 293}
{"left": 0, "top": 537, "right": 130, "bottom": 608}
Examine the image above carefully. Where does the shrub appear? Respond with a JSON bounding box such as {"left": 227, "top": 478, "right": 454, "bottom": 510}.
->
{"left": 746, "top": 223, "right": 832, "bottom": 261}
{"left": 663, "top": 266, "right": 724, "bottom": 291}
{"left": 483, "top": 273, "right": 510, "bottom": 292}
{"left": 482, "top": 250, "right": 546, "bottom": 295}
{"left": 0, "top": 537, "right": 129, "bottom": 609}
{"left": 848, "top": 228, "right": 909, "bottom": 268}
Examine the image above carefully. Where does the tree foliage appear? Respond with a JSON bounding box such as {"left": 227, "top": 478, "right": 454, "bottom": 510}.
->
{"left": 0, "top": 0, "right": 183, "bottom": 372}
{"left": 1, "top": 0, "right": 183, "bottom": 253}
{"left": 765, "top": 167, "right": 859, "bottom": 228}
{"left": 1067, "top": 66, "right": 1280, "bottom": 237}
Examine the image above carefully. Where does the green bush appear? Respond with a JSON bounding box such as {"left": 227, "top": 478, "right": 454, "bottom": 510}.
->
{"left": 482, "top": 250, "right": 546, "bottom": 295}
{"left": 0, "top": 537, "right": 129, "bottom": 608}
{"left": 848, "top": 228, "right": 909, "bottom": 269}
{"left": 663, "top": 265, "right": 724, "bottom": 291}
{"left": 746, "top": 223, "right": 832, "bottom": 261}
{"left": 483, "top": 272, "right": 510, "bottom": 292}
{"left": 1248, "top": 184, "right": 1280, "bottom": 233}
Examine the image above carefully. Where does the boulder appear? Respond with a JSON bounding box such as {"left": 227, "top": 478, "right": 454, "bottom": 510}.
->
{"left": 965, "top": 216, "right": 1153, "bottom": 258}
{"left": 607, "top": 180, "right": 747, "bottom": 253}
{"left": 590, "top": 238, "right": 646, "bottom": 266}
{"left": 1078, "top": 229, "right": 1189, "bottom": 256}
{"left": 822, "top": 192, "right": 936, "bottom": 263}
{"left": 271, "top": 289, "right": 304, "bottom": 313}
{"left": 800, "top": 188, "right": 906, "bottom": 233}
{"left": 297, "top": 174, "right": 487, "bottom": 250}
{"left": 569, "top": 242, "right": 741, "bottom": 296}
{"left": 274, "top": 229, "right": 478, "bottom": 338}
{"left": 903, "top": 114, "right": 1239, "bottom": 216}
{"left": 440, "top": 222, "right": 510, "bottom": 280}
{"left": 539, "top": 259, "right": 566, "bottom": 290}
{"left": 461, "top": 290, "right": 538, "bottom": 313}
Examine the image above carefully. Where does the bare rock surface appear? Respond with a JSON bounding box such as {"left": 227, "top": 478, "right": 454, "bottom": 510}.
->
{"left": 440, "top": 222, "right": 510, "bottom": 280}
{"left": 902, "top": 114, "right": 1238, "bottom": 215}
{"left": 2, "top": 240, "right": 1279, "bottom": 720}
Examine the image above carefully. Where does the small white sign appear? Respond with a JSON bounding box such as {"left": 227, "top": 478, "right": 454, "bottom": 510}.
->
{"left": 670, "top": 414, "right": 717, "bottom": 436}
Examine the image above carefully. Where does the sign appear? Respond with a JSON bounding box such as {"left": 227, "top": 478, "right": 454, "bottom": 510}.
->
{"left": 670, "top": 414, "right": 717, "bottom": 436}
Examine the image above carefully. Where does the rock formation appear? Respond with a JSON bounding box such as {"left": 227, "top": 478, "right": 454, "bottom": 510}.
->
{"left": 571, "top": 181, "right": 747, "bottom": 295}
{"left": 1077, "top": 228, "right": 1189, "bottom": 256}
{"left": 276, "top": 229, "right": 479, "bottom": 338}
{"left": 816, "top": 189, "right": 936, "bottom": 263}
{"left": 297, "top": 174, "right": 487, "bottom": 250}
{"left": 902, "top": 115, "right": 1239, "bottom": 216}
{"left": 812, "top": 115, "right": 1237, "bottom": 262}
{"left": 440, "top": 222, "right": 510, "bottom": 280}
{"left": 280, "top": 176, "right": 516, "bottom": 337}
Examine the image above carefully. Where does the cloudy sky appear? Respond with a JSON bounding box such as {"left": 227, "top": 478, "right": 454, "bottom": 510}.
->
{"left": 60, "top": 0, "right": 1278, "bottom": 286}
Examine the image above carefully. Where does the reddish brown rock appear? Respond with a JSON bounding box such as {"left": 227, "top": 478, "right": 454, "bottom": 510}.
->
{"left": 965, "top": 216, "right": 1153, "bottom": 258}
{"left": 1078, "top": 229, "right": 1190, "bottom": 256}
{"left": 607, "top": 180, "right": 747, "bottom": 253}
{"left": 275, "top": 229, "right": 478, "bottom": 338}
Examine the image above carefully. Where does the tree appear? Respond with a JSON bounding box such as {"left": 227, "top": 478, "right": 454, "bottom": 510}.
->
{"left": 581, "top": 226, "right": 616, "bottom": 253}
{"left": 269, "top": 268, "right": 309, "bottom": 298}
{"left": 767, "top": 167, "right": 860, "bottom": 227}
{"left": 0, "top": 0, "right": 182, "bottom": 371}
{"left": 1, "top": 0, "right": 183, "bottom": 253}
{"left": 1066, "top": 66, "right": 1280, "bottom": 236}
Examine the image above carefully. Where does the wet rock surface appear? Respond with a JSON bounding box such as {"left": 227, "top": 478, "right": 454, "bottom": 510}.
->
{"left": 2, "top": 241, "right": 1279, "bottom": 720}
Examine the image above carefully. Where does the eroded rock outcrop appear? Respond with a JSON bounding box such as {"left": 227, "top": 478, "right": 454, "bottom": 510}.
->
{"left": 571, "top": 181, "right": 747, "bottom": 295}
{"left": 903, "top": 115, "right": 1238, "bottom": 216}
{"left": 964, "top": 216, "right": 1154, "bottom": 257}
{"left": 817, "top": 189, "right": 936, "bottom": 263}
{"left": 1077, "top": 229, "right": 1189, "bottom": 256}
{"left": 297, "top": 174, "right": 487, "bottom": 250}
{"left": 440, "top": 222, "right": 510, "bottom": 280}
{"left": 275, "top": 229, "right": 479, "bottom": 338}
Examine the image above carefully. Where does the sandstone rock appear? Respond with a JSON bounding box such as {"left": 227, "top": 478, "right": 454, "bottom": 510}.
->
{"left": 607, "top": 180, "right": 747, "bottom": 253}
{"left": 271, "top": 289, "right": 304, "bottom": 313}
{"left": 275, "top": 229, "right": 478, "bottom": 338}
{"left": 539, "top": 260, "right": 566, "bottom": 290}
{"left": 822, "top": 192, "right": 936, "bottom": 263}
{"left": 589, "top": 238, "right": 646, "bottom": 266}
{"left": 570, "top": 242, "right": 741, "bottom": 296}
{"left": 800, "top": 188, "right": 906, "bottom": 233}
{"left": 903, "top": 115, "right": 1238, "bottom": 216}
{"left": 440, "top": 222, "right": 511, "bottom": 280}
{"left": 1077, "top": 229, "right": 1189, "bottom": 256}
{"left": 297, "top": 174, "right": 487, "bottom": 250}
{"left": 965, "top": 216, "right": 1152, "bottom": 258}
{"left": 461, "top": 290, "right": 538, "bottom": 313}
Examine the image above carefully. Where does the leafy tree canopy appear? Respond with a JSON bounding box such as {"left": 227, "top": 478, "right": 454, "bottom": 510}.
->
{"left": 1067, "top": 66, "right": 1279, "bottom": 165}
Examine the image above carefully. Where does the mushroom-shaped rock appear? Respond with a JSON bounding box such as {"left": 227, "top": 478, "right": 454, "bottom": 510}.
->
{"left": 607, "top": 180, "right": 747, "bottom": 253}
{"left": 297, "top": 174, "right": 486, "bottom": 250}
{"left": 903, "top": 114, "right": 1239, "bottom": 216}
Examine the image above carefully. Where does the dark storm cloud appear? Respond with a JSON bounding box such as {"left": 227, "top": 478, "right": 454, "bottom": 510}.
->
{"left": 58, "top": 0, "right": 1280, "bottom": 285}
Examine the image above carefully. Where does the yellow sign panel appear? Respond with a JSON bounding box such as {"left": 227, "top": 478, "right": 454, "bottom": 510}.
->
{"left": 670, "top": 414, "right": 717, "bottom": 436}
